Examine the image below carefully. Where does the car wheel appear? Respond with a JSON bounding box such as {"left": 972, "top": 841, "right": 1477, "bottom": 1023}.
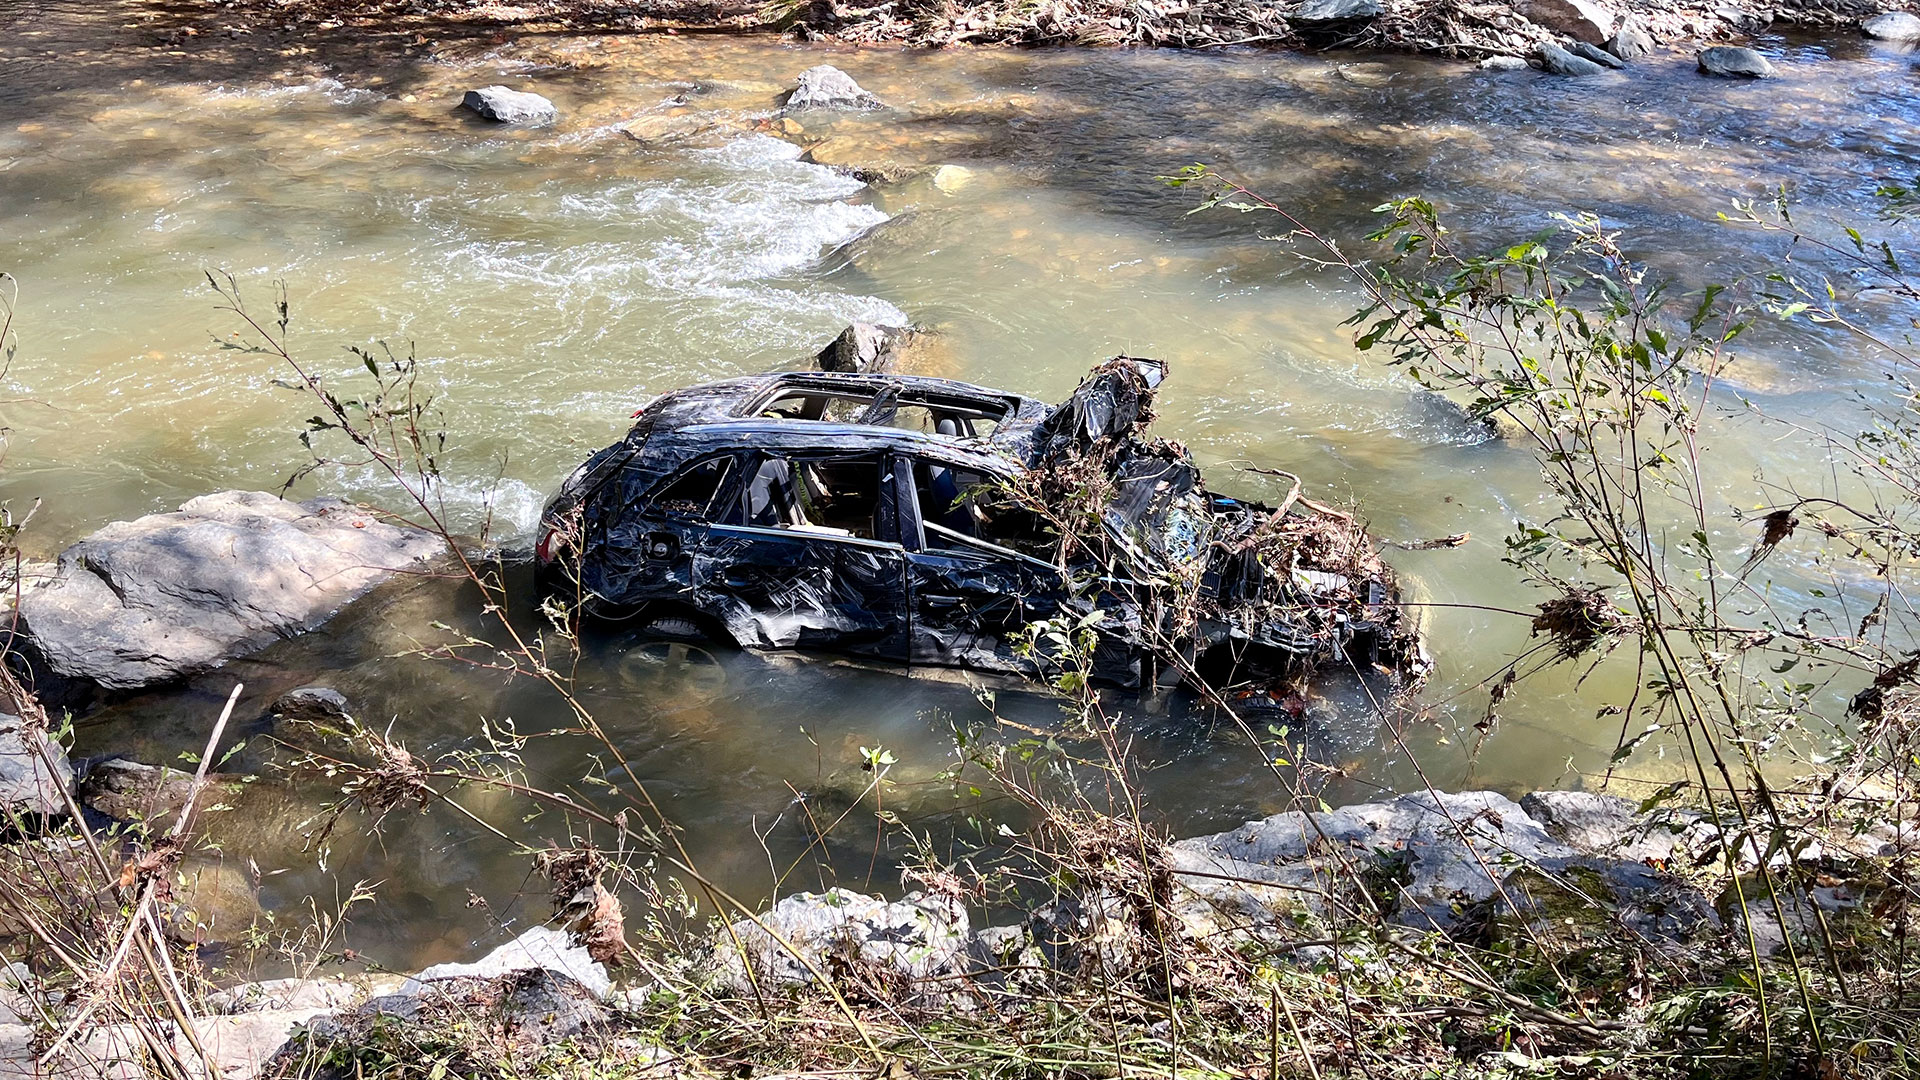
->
{"left": 616, "top": 636, "right": 729, "bottom": 700}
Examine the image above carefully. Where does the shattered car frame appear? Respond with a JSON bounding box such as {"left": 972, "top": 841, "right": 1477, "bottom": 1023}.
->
{"left": 537, "top": 362, "right": 1427, "bottom": 701}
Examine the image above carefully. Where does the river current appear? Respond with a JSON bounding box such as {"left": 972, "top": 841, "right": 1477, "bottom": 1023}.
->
{"left": 4, "top": 0, "right": 1918, "bottom": 968}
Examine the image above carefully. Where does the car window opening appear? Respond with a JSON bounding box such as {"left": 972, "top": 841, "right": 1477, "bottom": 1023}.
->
{"left": 650, "top": 455, "right": 736, "bottom": 519}
{"left": 911, "top": 459, "right": 1060, "bottom": 560}
{"left": 758, "top": 390, "right": 1001, "bottom": 438}
{"left": 743, "top": 454, "right": 884, "bottom": 539}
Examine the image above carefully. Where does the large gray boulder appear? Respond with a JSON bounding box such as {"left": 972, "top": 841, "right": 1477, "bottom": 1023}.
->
{"left": 13, "top": 492, "right": 442, "bottom": 700}
{"left": 461, "top": 86, "right": 557, "bottom": 124}
{"left": 1862, "top": 10, "right": 1920, "bottom": 39}
{"left": 782, "top": 66, "right": 881, "bottom": 113}
{"left": 1518, "top": 0, "right": 1616, "bottom": 43}
{"left": 0, "top": 714, "right": 71, "bottom": 819}
{"left": 1537, "top": 41, "right": 1610, "bottom": 75}
{"left": 1698, "top": 45, "right": 1775, "bottom": 77}
{"left": 711, "top": 889, "right": 969, "bottom": 995}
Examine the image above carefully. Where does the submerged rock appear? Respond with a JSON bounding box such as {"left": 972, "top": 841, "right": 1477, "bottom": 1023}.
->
{"left": 1698, "top": 45, "right": 1775, "bottom": 77}
{"left": 1537, "top": 41, "right": 1609, "bottom": 75}
{"left": 782, "top": 65, "right": 881, "bottom": 113}
{"left": 1605, "top": 16, "right": 1654, "bottom": 59}
{"left": 12, "top": 492, "right": 443, "bottom": 704}
{"left": 711, "top": 889, "right": 970, "bottom": 995}
{"left": 1862, "top": 10, "right": 1920, "bottom": 39}
{"left": 0, "top": 713, "right": 72, "bottom": 819}
{"left": 1517, "top": 0, "right": 1616, "bottom": 43}
{"left": 76, "top": 757, "right": 249, "bottom": 829}
{"left": 931, "top": 163, "right": 975, "bottom": 193}
{"left": 273, "top": 685, "right": 353, "bottom": 724}
{"left": 168, "top": 857, "right": 266, "bottom": 945}
{"left": 461, "top": 86, "right": 557, "bottom": 124}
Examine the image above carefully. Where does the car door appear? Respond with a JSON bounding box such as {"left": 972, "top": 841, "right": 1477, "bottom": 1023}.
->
{"left": 895, "top": 454, "right": 1064, "bottom": 671}
{"left": 582, "top": 452, "right": 738, "bottom": 617}
{"left": 698, "top": 450, "right": 911, "bottom": 660}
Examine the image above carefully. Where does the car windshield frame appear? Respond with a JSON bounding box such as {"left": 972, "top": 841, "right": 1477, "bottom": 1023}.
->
{"left": 738, "top": 375, "right": 1019, "bottom": 432}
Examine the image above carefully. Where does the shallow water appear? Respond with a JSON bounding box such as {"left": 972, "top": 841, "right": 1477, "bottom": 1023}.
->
{"left": 6, "top": 1, "right": 1920, "bottom": 968}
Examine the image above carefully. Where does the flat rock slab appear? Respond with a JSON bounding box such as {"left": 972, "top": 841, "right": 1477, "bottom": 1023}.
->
{"left": 14, "top": 491, "right": 442, "bottom": 697}
{"left": 462, "top": 85, "right": 557, "bottom": 124}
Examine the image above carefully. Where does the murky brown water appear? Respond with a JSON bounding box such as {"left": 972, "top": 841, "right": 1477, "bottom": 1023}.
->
{"left": 5, "top": 0, "right": 1919, "bottom": 969}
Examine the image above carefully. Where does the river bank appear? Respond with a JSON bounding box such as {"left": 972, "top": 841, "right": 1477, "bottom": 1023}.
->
{"left": 209, "top": 0, "right": 1905, "bottom": 55}
{"left": 4, "top": 743, "right": 1909, "bottom": 1077}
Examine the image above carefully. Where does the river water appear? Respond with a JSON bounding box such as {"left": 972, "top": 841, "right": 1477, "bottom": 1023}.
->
{"left": 4, "top": 0, "right": 1918, "bottom": 968}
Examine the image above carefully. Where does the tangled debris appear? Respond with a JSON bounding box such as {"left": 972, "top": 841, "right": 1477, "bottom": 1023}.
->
{"left": 1007, "top": 357, "right": 1430, "bottom": 694}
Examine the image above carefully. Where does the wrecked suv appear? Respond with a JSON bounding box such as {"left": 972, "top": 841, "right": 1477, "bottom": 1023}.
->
{"left": 537, "top": 360, "right": 1427, "bottom": 700}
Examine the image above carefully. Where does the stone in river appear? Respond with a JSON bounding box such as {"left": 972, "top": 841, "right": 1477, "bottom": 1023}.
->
{"left": 1862, "top": 11, "right": 1920, "bottom": 39}
{"left": 461, "top": 86, "right": 557, "bottom": 124}
{"left": 1605, "top": 16, "right": 1655, "bottom": 59}
{"left": 782, "top": 66, "right": 881, "bottom": 113}
{"left": 1537, "top": 41, "right": 1609, "bottom": 75}
{"left": 1517, "top": 0, "right": 1616, "bottom": 44}
{"left": 12, "top": 491, "right": 443, "bottom": 705}
{"left": 1697, "top": 45, "right": 1775, "bottom": 77}
{"left": 272, "top": 685, "right": 353, "bottom": 724}
{"left": 1480, "top": 55, "right": 1531, "bottom": 70}
{"left": 1569, "top": 40, "right": 1626, "bottom": 68}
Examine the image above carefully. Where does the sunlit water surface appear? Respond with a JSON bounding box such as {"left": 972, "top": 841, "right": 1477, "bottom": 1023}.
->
{"left": 4, "top": 0, "right": 1919, "bottom": 968}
